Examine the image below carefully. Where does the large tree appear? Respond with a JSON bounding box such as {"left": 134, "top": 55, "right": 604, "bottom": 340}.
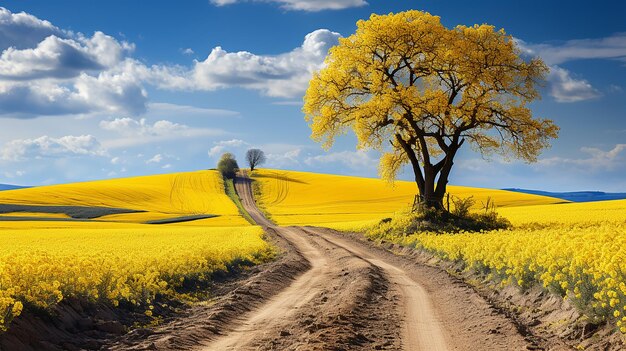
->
{"left": 303, "top": 10, "right": 559, "bottom": 209}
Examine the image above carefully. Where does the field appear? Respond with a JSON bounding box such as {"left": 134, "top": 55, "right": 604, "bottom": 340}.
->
{"left": 251, "top": 169, "right": 563, "bottom": 230}
{"left": 0, "top": 170, "right": 249, "bottom": 226}
{"left": 252, "top": 170, "right": 626, "bottom": 335}
{"left": 378, "top": 200, "right": 626, "bottom": 333}
{"left": 0, "top": 171, "right": 270, "bottom": 332}
{"left": 3, "top": 168, "right": 624, "bottom": 345}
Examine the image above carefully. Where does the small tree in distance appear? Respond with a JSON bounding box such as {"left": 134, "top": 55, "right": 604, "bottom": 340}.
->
{"left": 246, "top": 149, "right": 266, "bottom": 171}
{"left": 217, "top": 152, "right": 239, "bottom": 179}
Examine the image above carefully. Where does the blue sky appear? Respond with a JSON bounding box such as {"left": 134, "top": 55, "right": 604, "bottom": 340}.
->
{"left": 0, "top": 0, "right": 625, "bottom": 191}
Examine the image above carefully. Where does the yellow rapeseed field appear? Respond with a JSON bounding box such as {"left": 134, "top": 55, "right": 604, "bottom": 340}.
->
{"left": 371, "top": 200, "right": 626, "bottom": 333}
{"left": 0, "top": 171, "right": 268, "bottom": 331}
{"left": 251, "top": 169, "right": 562, "bottom": 229}
{"left": 498, "top": 199, "right": 626, "bottom": 227}
{"left": 253, "top": 169, "right": 626, "bottom": 333}
{"left": 0, "top": 226, "right": 271, "bottom": 331}
{"left": 0, "top": 170, "right": 249, "bottom": 226}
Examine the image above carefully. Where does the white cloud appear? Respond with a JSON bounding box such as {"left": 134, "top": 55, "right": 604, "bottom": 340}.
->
{"left": 0, "top": 31, "right": 133, "bottom": 80}
{"left": 516, "top": 34, "right": 626, "bottom": 103}
{"left": 0, "top": 7, "right": 145, "bottom": 117}
{"left": 539, "top": 144, "right": 626, "bottom": 171}
{"left": 304, "top": 150, "right": 377, "bottom": 169}
{"left": 0, "top": 35, "right": 100, "bottom": 80}
{"left": 100, "top": 117, "right": 186, "bottom": 136}
{"left": 162, "top": 163, "right": 172, "bottom": 169}
{"left": 547, "top": 66, "right": 601, "bottom": 103}
{"left": 148, "top": 102, "right": 239, "bottom": 118}
{"left": 110, "top": 156, "right": 120, "bottom": 164}
{"left": 0, "top": 6, "right": 340, "bottom": 116}
{"left": 209, "top": 0, "right": 367, "bottom": 11}
{"left": 0, "top": 70, "right": 147, "bottom": 117}
{"left": 517, "top": 33, "right": 626, "bottom": 66}
{"left": 146, "top": 154, "right": 163, "bottom": 164}
{"left": 0, "top": 7, "right": 63, "bottom": 50}
{"left": 208, "top": 138, "right": 248, "bottom": 157}
{"left": 266, "top": 148, "right": 302, "bottom": 167}
{"left": 100, "top": 117, "right": 223, "bottom": 148}
{"left": 1, "top": 134, "right": 105, "bottom": 161}
{"left": 181, "top": 48, "right": 194, "bottom": 55}
{"left": 191, "top": 29, "right": 340, "bottom": 97}
{"left": 72, "top": 70, "right": 147, "bottom": 115}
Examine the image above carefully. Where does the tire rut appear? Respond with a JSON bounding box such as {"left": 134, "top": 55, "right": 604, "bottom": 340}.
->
{"left": 108, "top": 171, "right": 535, "bottom": 350}
{"left": 300, "top": 227, "right": 449, "bottom": 351}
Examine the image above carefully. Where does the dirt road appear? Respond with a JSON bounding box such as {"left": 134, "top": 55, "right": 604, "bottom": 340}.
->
{"left": 109, "top": 173, "right": 539, "bottom": 350}
{"left": 196, "top": 173, "right": 532, "bottom": 350}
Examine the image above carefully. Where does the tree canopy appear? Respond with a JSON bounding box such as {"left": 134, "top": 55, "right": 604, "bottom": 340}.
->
{"left": 303, "top": 10, "right": 559, "bottom": 208}
{"left": 217, "top": 153, "right": 239, "bottom": 179}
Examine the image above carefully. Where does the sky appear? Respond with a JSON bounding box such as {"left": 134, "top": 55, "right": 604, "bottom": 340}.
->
{"left": 0, "top": 0, "right": 625, "bottom": 191}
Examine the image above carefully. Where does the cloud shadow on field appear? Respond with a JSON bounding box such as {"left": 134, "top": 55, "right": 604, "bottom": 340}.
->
{"left": 0, "top": 203, "right": 144, "bottom": 219}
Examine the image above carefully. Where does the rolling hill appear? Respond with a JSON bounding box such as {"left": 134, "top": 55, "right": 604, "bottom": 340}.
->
{"left": 0, "top": 171, "right": 248, "bottom": 226}
{"left": 251, "top": 169, "right": 565, "bottom": 228}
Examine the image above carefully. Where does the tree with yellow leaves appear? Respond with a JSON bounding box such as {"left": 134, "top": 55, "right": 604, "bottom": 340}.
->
{"left": 303, "top": 10, "right": 559, "bottom": 210}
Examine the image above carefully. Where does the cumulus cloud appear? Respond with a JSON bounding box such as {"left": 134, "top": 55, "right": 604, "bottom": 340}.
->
{"left": 0, "top": 7, "right": 63, "bottom": 50}
{"left": 0, "top": 7, "right": 145, "bottom": 117}
{"left": 0, "top": 6, "right": 340, "bottom": 117}
{"left": 210, "top": 0, "right": 367, "bottom": 11}
{"left": 0, "top": 134, "right": 105, "bottom": 160}
{"left": 0, "top": 31, "right": 133, "bottom": 80}
{"left": 547, "top": 66, "right": 601, "bottom": 103}
{"left": 208, "top": 139, "right": 248, "bottom": 157}
{"left": 516, "top": 34, "right": 626, "bottom": 103}
{"left": 192, "top": 29, "right": 341, "bottom": 97}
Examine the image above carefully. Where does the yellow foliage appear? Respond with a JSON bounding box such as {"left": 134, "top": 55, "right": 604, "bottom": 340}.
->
{"left": 0, "top": 226, "right": 271, "bottom": 331}
{"left": 252, "top": 169, "right": 562, "bottom": 228}
{"left": 0, "top": 170, "right": 264, "bottom": 331}
{"left": 498, "top": 199, "right": 626, "bottom": 227}
{"left": 303, "top": 10, "right": 557, "bottom": 204}
{"left": 369, "top": 199, "right": 626, "bottom": 332}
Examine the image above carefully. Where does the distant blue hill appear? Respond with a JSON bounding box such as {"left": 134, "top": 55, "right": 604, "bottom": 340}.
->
{"left": 504, "top": 188, "right": 626, "bottom": 203}
{"left": 0, "top": 184, "right": 29, "bottom": 191}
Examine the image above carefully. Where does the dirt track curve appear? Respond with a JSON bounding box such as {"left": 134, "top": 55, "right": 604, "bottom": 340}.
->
{"left": 108, "top": 171, "right": 543, "bottom": 351}
{"left": 199, "top": 172, "right": 533, "bottom": 351}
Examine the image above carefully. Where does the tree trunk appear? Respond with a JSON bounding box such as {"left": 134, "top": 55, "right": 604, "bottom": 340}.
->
{"left": 420, "top": 165, "right": 444, "bottom": 210}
